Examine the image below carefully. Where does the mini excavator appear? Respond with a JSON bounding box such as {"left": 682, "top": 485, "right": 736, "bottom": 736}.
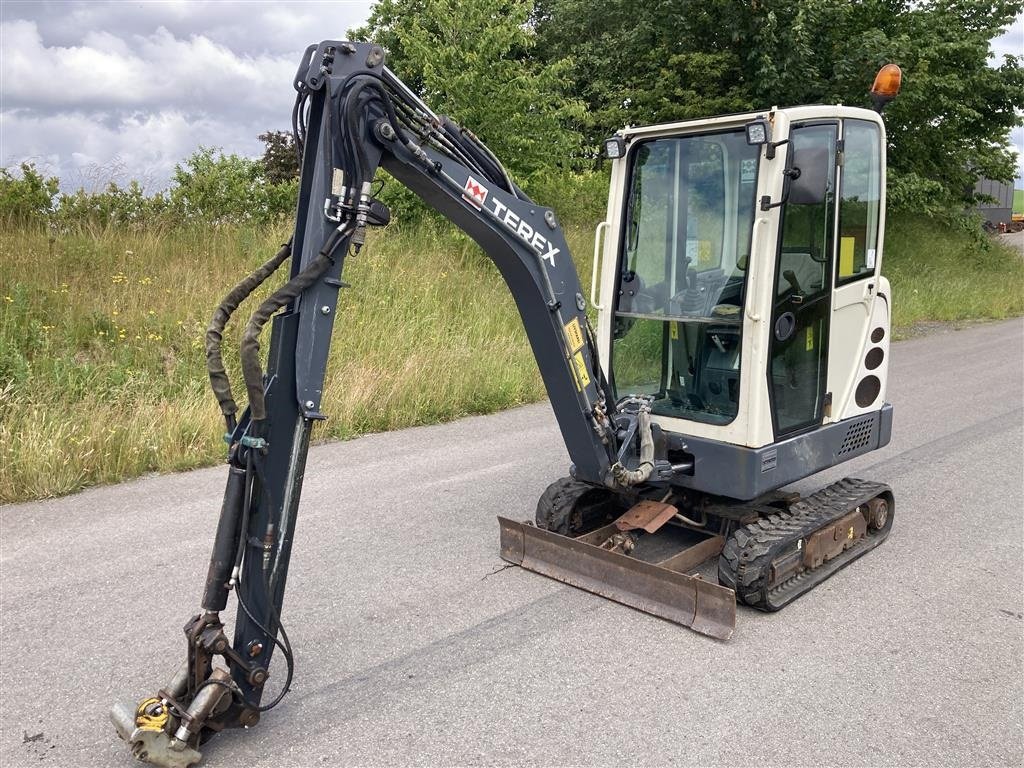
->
{"left": 112, "top": 42, "right": 902, "bottom": 767}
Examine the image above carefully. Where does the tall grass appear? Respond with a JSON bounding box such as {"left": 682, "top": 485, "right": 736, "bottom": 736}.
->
{"left": 884, "top": 215, "right": 1023, "bottom": 332}
{"left": 0, "top": 219, "right": 594, "bottom": 502}
{"left": 0, "top": 211, "right": 1020, "bottom": 502}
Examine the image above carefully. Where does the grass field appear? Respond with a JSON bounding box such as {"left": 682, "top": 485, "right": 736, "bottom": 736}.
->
{"left": 1014, "top": 189, "right": 1023, "bottom": 215}
{"left": 1, "top": 213, "right": 1021, "bottom": 502}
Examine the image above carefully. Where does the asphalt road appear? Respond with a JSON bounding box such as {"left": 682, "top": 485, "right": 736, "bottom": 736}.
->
{"left": 2, "top": 319, "right": 1022, "bottom": 768}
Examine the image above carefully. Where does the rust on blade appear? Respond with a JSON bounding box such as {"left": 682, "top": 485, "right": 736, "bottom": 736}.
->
{"left": 614, "top": 500, "right": 678, "bottom": 533}
{"left": 497, "top": 517, "right": 735, "bottom": 640}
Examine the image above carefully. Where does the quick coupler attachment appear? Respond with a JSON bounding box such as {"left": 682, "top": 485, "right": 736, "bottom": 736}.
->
{"left": 110, "top": 665, "right": 232, "bottom": 768}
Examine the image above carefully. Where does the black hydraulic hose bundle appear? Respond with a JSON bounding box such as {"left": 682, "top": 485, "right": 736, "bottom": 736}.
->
{"left": 240, "top": 224, "right": 355, "bottom": 423}
{"left": 205, "top": 239, "right": 293, "bottom": 426}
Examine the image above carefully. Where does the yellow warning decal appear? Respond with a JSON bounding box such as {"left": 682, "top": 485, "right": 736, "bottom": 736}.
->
{"left": 805, "top": 324, "right": 814, "bottom": 351}
{"left": 847, "top": 526, "right": 855, "bottom": 540}
{"left": 839, "top": 236, "right": 856, "bottom": 278}
{"left": 572, "top": 351, "right": 591, "bottom": 389}
{"left": 564, "top": 316, "right": 585, "bottom": 354}
{"left": 670, "top": 321, "right": 679, "bottom": 340}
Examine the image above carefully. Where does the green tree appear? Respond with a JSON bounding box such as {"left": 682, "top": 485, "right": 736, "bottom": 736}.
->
{"left": 169, "top": 147, "right": 296, "bottom": 223}
{"left": 532, "top": 0, "right": 753, "bottom": 156}
{"left": 352, "top": 0, "right": 585, "bottom": 182}
{"left": 259, "top": 130, "right": 301, "bottom": 185}
{"left": 534, "top": 0, "right": 1024, "bottom": 213}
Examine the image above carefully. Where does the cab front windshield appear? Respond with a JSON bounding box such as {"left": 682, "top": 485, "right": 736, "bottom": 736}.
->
{"left": 612, "top": 129, "right": 759, "bottom": 425}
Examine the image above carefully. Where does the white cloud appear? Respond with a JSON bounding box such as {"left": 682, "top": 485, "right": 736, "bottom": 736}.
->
{"left": 0, "top": 0, "right": 373, "bottom": 189}
{"left": 2, "top": 109, "right": 267, "bottom": 191}
{"left": 990, "top": 15, "right": 1023, "bottom": 61}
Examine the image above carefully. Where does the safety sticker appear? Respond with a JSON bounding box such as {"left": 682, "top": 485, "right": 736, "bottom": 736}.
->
{"left": 805, "top": 324, "right": 814, "bottom": 351}
{"left": 564, "top": 317, "right": 585, "bottom": 353}
{"left": 670, "top": 321, "right": 679, "bottom": 340}
{"left": 740, "top": 158, "right": 757, "bottom": 184}
{"left": 572, "top": 351, "right": 591, "bottom": 389}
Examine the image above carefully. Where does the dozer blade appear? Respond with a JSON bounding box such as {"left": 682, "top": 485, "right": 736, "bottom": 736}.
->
{"left": 498, "top": 517, "right": 735, "bottom": 640}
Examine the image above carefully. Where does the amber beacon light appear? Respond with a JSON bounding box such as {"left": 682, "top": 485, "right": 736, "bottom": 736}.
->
{"left": 870, "top": 64, "right": 902, "bottom": 112}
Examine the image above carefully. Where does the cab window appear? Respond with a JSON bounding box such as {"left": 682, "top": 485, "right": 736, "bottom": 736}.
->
{"left": 836, "top": 120, "right": 882, "bottom": 284}
{"left": 611, "top": 130, "right": 759, "bottom": 426}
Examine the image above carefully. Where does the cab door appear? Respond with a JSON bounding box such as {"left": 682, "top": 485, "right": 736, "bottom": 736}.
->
{"left": 827, "top": 119, "right": 885, "bottom": 418}
{"left": 767, "top": 123, "right": 838, "bottom": 437}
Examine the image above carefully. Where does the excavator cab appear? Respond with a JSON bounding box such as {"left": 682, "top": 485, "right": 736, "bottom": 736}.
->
{"left": 593, "top": 107, "right": 893, "bottom": 498}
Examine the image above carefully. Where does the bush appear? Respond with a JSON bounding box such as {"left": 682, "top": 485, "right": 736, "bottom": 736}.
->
{"left": 169, "top": 147, "right": 296, "bottom": 224}
{"left": 0, "top": 163, "right": 59, "bottom": 226}
{"left": 55, "top": 181, "right": 171, "bottom": 234}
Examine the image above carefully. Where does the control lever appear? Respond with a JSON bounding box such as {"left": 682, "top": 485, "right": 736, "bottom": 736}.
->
{"left": 783, "top": 270, "right": 804, "bottom": 304}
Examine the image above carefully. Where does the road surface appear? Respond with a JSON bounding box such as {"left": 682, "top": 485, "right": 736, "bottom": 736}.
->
{"left": 2, "top": 319, "right": 1022, "bottom": 767}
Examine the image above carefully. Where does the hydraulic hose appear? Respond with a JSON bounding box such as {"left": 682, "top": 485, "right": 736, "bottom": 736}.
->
{"left": 240, "top": 224, "right": 353, "bottom": 422}
{"left": 206, "top": 240, "right": 292, "bottom": 421}
{"left": 611, "top": 409, "right": 655, "bottom": 486}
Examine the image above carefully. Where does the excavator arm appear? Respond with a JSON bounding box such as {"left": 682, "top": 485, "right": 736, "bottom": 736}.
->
{"left": 112, "top": 41, "right": 646, "bottom": 768}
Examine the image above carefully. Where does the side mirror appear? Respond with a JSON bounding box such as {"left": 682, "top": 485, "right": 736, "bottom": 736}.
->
{"left": 788, "top": 146, "right": 830, "bottom": 205}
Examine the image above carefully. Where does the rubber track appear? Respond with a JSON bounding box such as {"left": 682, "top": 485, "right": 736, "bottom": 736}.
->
{"left": 718, "top": 477, "right": 893, "bottom": 611}
{"left": 535, "top": 477, "right": 592, "bottom": 535}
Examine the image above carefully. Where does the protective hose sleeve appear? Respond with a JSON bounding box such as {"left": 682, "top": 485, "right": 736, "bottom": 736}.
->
{"left": 206, "top": 240, "right": 292, "bottom": 417}
{"left": 240, "top": 227, "right": 350, "bottom": 421}
{"left": 611, "top": 410, "right": 655, "bottom": 486}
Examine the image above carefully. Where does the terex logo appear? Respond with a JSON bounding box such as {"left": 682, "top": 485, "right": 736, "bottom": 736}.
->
{"left": 488, "top": 198, "right": 561, "bottom": 268}
{"left": 463, "top": 176, "right": 489, "bottom": 209}
{"left": 462, "top": 174, "right": 561, "bottom": 267}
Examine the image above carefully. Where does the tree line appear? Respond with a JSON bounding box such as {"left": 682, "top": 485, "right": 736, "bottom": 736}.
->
{"left": 354, "top": 0, "right": 1023, "bottom": 215}
{"left": 2, "top": 0, "right": 1020, "bottom": 229}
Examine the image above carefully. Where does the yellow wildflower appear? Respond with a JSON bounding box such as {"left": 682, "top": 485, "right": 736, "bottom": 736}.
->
{"left": 3, "top": 296, "right": 12, "bottom": 303}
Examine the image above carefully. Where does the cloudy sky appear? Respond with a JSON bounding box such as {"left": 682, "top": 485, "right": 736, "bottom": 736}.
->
{"left": 1, "top": 1, "right": 1021, "bottom": 191}
{"left": 1, "top": 1, "right": 374, "bottom": 191}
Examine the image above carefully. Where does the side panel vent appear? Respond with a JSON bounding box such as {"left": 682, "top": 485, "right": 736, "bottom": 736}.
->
{"left": 837, "top": 416, "right": 874, "bottom": 455}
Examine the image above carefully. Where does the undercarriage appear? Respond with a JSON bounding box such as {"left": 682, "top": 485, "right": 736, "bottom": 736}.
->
{"left": 500, "top": 476, "right": 894, "bottom": 639}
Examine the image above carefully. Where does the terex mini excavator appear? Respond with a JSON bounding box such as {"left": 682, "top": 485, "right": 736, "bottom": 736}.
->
{"left": 112, "top": 42, "right": 902, "bottom": 767}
